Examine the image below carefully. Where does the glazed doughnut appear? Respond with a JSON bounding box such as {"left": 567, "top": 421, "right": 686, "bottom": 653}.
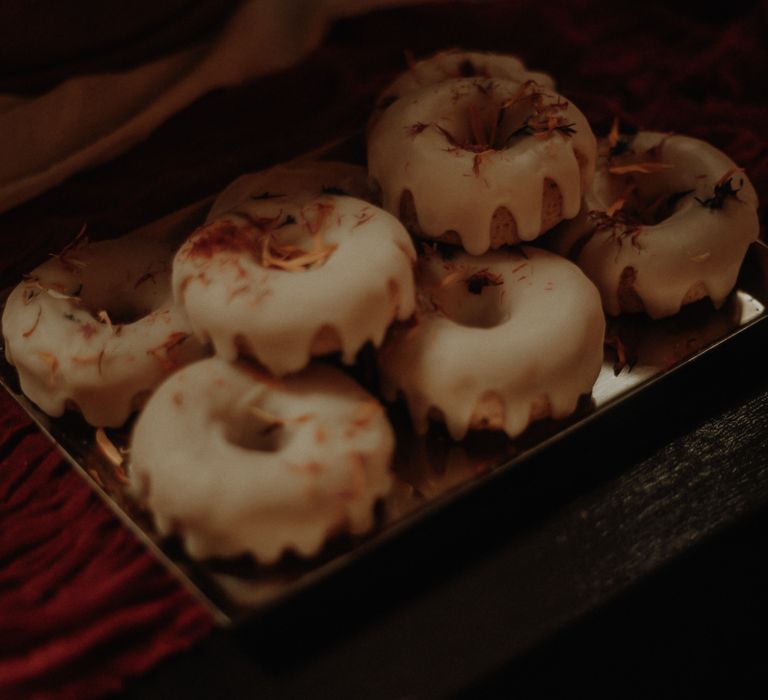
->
{"left": 1, "top": 233, "right": 206, "bottom": 427}
{"left": 370, "top": 49, "right": 555, "bottom": 129}
{"left": 206, "top": 160, "right": 374, "bottom": 222}
{"left": 549, "top": 130, "right": 760, "bottom": 318}
{"left": 378, "top": 245, "right": 605, "bottom": 440}
{"left": 174, "top": 168, "right": 417, "bottom": 376}
{"left": 129, "top": 358, "right": 395, "bottom": 563}
{"left": 368, "top": 78, "right": 596, "bottom": 254}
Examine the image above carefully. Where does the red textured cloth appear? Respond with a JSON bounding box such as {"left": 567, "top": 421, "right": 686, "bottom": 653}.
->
{"left": 0, "top": 2, "right": 766, "bottom": 699}
{"left": 0, "top": 392, "right": 214, "bottom": 700}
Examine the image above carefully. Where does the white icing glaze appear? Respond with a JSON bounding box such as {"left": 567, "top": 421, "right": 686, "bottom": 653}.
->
{"left": 129, "top": 358, "right": 394, "bottom": 563}
{"left": 175, "top": 186, "right": 416, "bottom": 375}
{"left": 378, "top": 246, "right": 605, "bottom": 440}
{"left": 206, "top": 160, "right": 374, "bottom": 222}
{"left": 367, "top": 78, "right": 596, "bottom": 254}
{"left": 1, "top": 234, "right": 206, "bottom": 426}
{"left": 370, "top": 49, "right": 555, "bottom": 130}
{"left": 549, "top": 131, "right": 760, "bottom": 318}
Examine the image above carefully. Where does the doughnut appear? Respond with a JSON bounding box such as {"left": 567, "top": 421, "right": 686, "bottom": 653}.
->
{"left": 206, "top": 160, "right": 375, "bottom": 223}
{"left": 1, "top": 233, "right": 206, "bottom": 427}
{"left": 174, "top": 166, "right": 417, "bottom": 376}
{"left": 370, "top": 49, "right": 555, "bottom": 129}
{"left": 549, "top": 129, "right": 760, "bottom": 318}
{"left": 368, "top": 78, "right": 597, "bottom": 254}
{"left": 378, "top": 245, "right": 605, "bottom": 440}
{"left": 129, "top": 357, "right": 395, "bottom": 563}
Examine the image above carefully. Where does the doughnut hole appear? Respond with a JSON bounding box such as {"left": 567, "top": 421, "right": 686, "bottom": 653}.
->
{"left": 273, "top": 198, "right": 348, "bottom": 259}
{"left": 431, "top": 269, "right": 510, "bottom": 328}
{"left": 222, "top": 403, "right": 285, "bottom": 452}
{"left": 594, "top": 164, "right": 694, "bottom": 229}
{"left": 625, "top": 186, "right": 689, "bottom": 226}
{"left": 440, "top": 87, "right": 534, "bottom": 153}
{"left": 76, "top": 270, "right": 167, "bottom": 324}
{"left": 80, "top": 290, "right": 153, "bottom": 325}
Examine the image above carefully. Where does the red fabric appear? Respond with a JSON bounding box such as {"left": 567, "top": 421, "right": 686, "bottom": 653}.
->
{"left": 0, "top": 394, "right": 213, "bottom": 700}
{"left": 0, "top": 2, "right": 765, "bottom": 698}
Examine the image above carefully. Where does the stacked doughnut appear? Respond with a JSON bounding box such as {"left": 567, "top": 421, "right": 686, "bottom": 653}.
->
{"left": 129, "top": 161, "right": 417, "bottom": 563}
{"left": 367, "top": 49, "right": 759, "bottom": 439}
{"left": 2, "top": 48, "right": 759, "bottom": 566}
{"left": 368, "top": 50, "right": 606, "bottom": 440}
{"left": 1, "top": 161, "right": 418, "bottom": 564}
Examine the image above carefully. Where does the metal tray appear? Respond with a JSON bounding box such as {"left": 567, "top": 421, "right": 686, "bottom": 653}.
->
{"left": 2, "top": 176, "right": 766, "bottom": 627}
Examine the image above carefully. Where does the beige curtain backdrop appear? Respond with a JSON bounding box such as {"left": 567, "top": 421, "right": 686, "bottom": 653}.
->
{"left": 0, "top": 0, "right": 419, "bottom": 214}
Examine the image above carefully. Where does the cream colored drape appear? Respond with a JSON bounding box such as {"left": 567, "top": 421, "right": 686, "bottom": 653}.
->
{"left": 0, "top": 0, "right": 418, "bottom": 214}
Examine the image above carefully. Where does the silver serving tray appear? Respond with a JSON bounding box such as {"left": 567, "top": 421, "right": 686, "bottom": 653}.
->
{"left": 2, "top": 182, "right": 766, "bottom": 627}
